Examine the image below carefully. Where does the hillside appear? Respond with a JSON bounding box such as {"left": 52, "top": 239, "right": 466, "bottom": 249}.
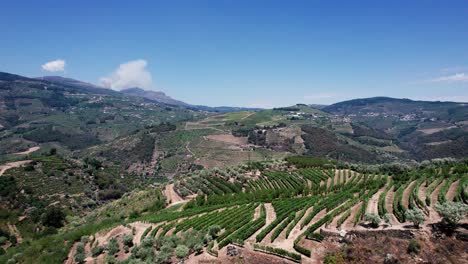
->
{"left": 1, "top": 157, "right": 466, "bottom": 263}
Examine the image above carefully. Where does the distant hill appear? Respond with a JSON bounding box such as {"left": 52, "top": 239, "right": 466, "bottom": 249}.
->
{"left": 121, "top": 87, "right": 190, "bottom": 106}
{"left": 323, "top": 96, "right": 467, "bottom": 121}
{"left": 121, "top": 86, "right": 262, "bottom": 112}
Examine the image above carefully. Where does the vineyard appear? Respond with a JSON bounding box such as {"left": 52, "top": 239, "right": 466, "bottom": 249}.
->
{"left": 53, "top": 159, "right": 468, "bottom": 264}
{"left": 2, "top": 160, "right": 468, "bottom": 263}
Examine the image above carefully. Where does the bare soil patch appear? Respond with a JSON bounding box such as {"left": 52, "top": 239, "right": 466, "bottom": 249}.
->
{"left": 0, "top": 160, "right": 32, "bottom": 176}
{"left": 206, "top": 134, "right": 248, "bottom": 145}
{"left": 165, "top": 183, "right": 184, "bottom": 206}
{"left": 402, "top": 180, "right": 417, "bottom": 209}
{"left": 13, "top": 146, "right": 40, "bottom": 155}
{"left": 366, "top": 185, "right": 387, "bottom": 215}
{"left": 446, "top": 180, "right": 460, "bottom": 201}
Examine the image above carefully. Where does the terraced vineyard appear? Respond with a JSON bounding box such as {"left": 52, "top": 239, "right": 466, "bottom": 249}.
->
{"left": 50, "top": 160, "right": 468, "bottom": 264}
{"left": 1, "top": 158, "right": 468, "bottom": 263}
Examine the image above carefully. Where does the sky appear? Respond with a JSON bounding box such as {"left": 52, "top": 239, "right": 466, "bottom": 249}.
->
{"left": 1, "top": 0, "right": 468, "bottom": 107}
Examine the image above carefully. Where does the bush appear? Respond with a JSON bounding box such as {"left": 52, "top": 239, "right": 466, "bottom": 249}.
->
{"left": 407, "top": 239, "right": 420, "bottom": 254}
{"left": 74, "top": 252, "right": 86, "bottom": 264}
{"left": 122, "top": 234, "right": 134, "bottom": 247}
{"left": 364, "top": 213, "right": 381, "bottom": 228}
{"left": 193, "top": 243, "right": 204, "bottom": 254}
{"left": 383, "top": 213, "right": 392, "bottom": 226}
{"left": 91, "top": 246, "right": 104, "bottom": 257}
{"left": 175, "top": 245, "right": 189, "bottom": 259}
{"left": 434, "top": 201, "right": 468, "bottom": 228}
{"left": 108, "top": 238, "right": 119, "bottom": 255}
{"left": 405, "top": 208, "right": 425, "bottom": 228}
{"left": 207, "top": 225, "right": 221, "bottom": 238}
{"left": 41, "top": 207, "right": 66, "bottom": 228}
{"left": 76, "top": 243, "right": 85, "bottom": 254}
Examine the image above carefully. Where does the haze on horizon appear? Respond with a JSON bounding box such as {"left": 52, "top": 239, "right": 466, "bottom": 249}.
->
{"left": 1, "top": 0, "right": 467, "bottom": 107}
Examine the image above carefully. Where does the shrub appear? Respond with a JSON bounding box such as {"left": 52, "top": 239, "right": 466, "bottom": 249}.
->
{"left": 76, "top": 243, "right": 85, "bottom": 254}
{"left": 140, "top": 237, "right": 155, "bottom": 248}
{"left": 405, "top": 208, "right": 425, "bottom": 228}
{"left": 91, "top": 246, "right": 104, "bottom": 257}
{"left": 407, "top": 239, "right": 420, "bottom": 254}
{"left": 108, "top": 238, "right": 119, "bottom": 255}
{"left": 207, "top": 225, "right": 221, "bottom": 238}
{"left": 193, "top": 243, "right": 204, "bottom": 254}
{"left": 364, "top": 213, "right": 381, "bottom": 228}
{"left": 122, "top": 234, "right": 134, "bottom": 247}
{"left": 383, "top": 213, "right": 392, "bottom": 226}
{"left": 74, "top": 252, "right": 86, "bottom": 264}
{"left": 175, "top": 245, "right": 189, "bottom": 259}
{"left": 434, "top": 201, "right": 468, "bottom": 228}
{"left": 41, "top": 207, "right": 66, "bottom": 228}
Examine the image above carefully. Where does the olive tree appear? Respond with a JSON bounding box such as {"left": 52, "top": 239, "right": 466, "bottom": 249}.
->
{"left": 405, "top": 208, "right": 425, "bottom": 228}
{"left": 434, "top": 201, "right": 468, "bottom": 228}
{"left": 364, "top": 213, "right": 381, "bottom": 228}
{"left": 175, "top": 245, "right": 189, "bottom": 259}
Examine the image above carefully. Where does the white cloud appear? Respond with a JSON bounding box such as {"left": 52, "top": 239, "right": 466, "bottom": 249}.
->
{"left": 41, "top": 59, "right": 66, "bottom": 72}
{"left": 100, "top": 59, "right": 153, "bottom": 90}
{"left": 429, "top": 73, "right": 468, "bottom": 82}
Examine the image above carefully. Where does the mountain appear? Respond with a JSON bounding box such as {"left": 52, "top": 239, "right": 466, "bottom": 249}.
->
{"left": 121, "top": 87, "right": 190, "bottom": 106}
{"left": 121, "top": 86, "right": 262, "bottom": 112}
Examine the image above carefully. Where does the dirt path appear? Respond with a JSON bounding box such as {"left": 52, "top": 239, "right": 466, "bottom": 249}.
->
{"left": 287, "top": 206, "right": 314, "bottom": 241}
{"left": 128, "top": 222, "right": 153, "bottom": 244}
{"left": 402, "top": 180, "right": 417, "bottom": 209}
{"left": 366, "top": 186, "right": 387, "bottom": 215}
{"left": 342, "top": 202, "right": 362, "bottom": 229}
{"left": 165, "top": 184, "right": 184, "bottom": 206}
{"left": 384, "top": 186, "right": 399, "bottom": 224}
{"left": 446, "top": 180, "right": 460, "bottom": 201}
{"left": 0, "top": 160, "right": 32, "bottom": 176}
{"left": 185, "top": 142, "right": 195, "bottom": 156}
{"left": 7, "top": 223, "right": 22, "bottom": 244}
{"left": 246, "top": 203, "right": 276, "bottom": 243}
{"left": 430, "top": 180, "right": 445, "bottom": 206}
{"left": 427, "top": 180, "right": 445, "bottom": 223}
{"left": 13, "top": 146, "right": 40, "bottom": 155}
{"left": 418, "top": 179, "right": 430, "bottom": 207}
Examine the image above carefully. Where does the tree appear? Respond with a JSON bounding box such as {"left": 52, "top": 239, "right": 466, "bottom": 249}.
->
{"left": 364, "top": 213, "right": 381, "bottom": 228}
{"left": 434, "top": 201, "right": 468, "bottom": 228}
{"left": 405, "top": 208, "right": 425, "bottom": 228}
{"left": 207, "top": 225, "right": 221, "bottom": 238}
{"left": 42, "top": 207, "right": 66, "bottom": 228}
{"left": 175, "top": 245, "right": 189, "bottom": 259}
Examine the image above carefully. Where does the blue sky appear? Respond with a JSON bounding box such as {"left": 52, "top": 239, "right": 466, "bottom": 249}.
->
{"left": 1, "top": 0, "right": 467, "bottom": 107}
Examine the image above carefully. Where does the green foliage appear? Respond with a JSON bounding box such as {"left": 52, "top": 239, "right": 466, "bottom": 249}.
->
{"left": 286, "top": 156, "right": 335, "bottom": 168}
{"left": 407, "top": 239, "right": 421, "bottom": 254}
{"left": 108, "top": 238, "right": 119, "bottom": 255}
{"left": 122, "top": 234, "right": 134, "bottom": 247}
{"left": 91, "top": 245, "right": 104, "bottom": 257}
{"left": 364, "top": 213, "right": 381, "bottom": 228}
{"left": 41, "top": 207, "right": 66, "bottom": 228}
{"left": 175, "top": 245, "right": 189, "bottom": 259}
{"left": 405, "top": 208, "right": 425, "bottom": 228}
{"left": 73, "top": 252, "right": 86, "bottom": 264}
{"left": 253, "top": 244, "right": 301, "bottom": 262}
{"left": 434, "top": 201, "right": 468, "bottom": 227}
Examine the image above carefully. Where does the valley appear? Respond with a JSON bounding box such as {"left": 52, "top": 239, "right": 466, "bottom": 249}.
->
{"left": 0, "top": 72, "right": 467, "bottom": 264}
